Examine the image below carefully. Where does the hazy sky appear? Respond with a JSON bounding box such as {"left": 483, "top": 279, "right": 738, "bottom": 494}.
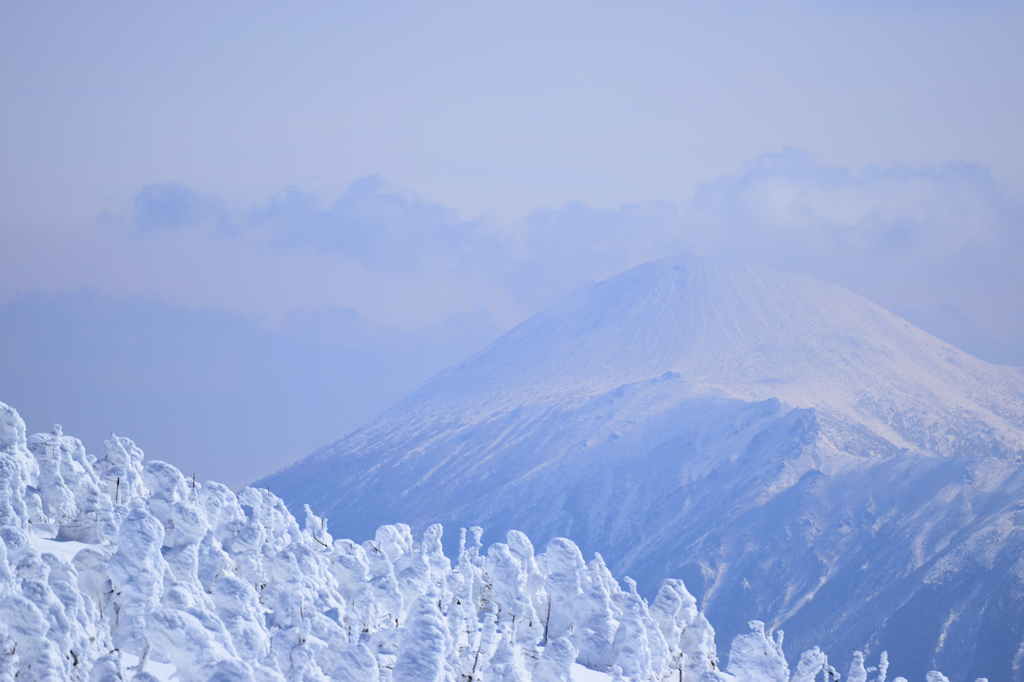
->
{"left": 2, "top": 1, "right": 1023, "bottom": 486}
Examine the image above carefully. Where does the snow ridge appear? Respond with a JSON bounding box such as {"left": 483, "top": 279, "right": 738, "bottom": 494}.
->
{"left": 0, "top": 401, "right": 942, "bottom": 681}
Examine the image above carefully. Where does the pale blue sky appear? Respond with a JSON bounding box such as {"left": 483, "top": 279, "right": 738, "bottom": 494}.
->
{"left": 1, "top": 1, "right": 1022, "bottom": 485}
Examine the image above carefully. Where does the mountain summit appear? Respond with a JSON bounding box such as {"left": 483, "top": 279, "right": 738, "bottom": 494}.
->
{"left": 261, "top": 254, "right": 1024, "bottom": 679}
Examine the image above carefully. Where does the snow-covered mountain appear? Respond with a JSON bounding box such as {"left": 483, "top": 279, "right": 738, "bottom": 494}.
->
{"left": 260, "top": 254, "right": 1024, "bottom": 681}
{"left": 0, "top": 400, "right": 892, "bottom": 681}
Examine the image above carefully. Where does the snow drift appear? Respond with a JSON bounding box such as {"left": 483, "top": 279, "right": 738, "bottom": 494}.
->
{"left": 0, "top": 401, "right": 946, "bottom": 681}
{"left": 258, "top": 254, "right": 1024, "bottom": 680}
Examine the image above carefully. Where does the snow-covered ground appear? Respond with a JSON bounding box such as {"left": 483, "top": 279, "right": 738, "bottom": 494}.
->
{"left": 0, "top": 400, "right": 919, "bottom": 681}
{"left": 570, "top": 663, "right": 612, "bottom": 681}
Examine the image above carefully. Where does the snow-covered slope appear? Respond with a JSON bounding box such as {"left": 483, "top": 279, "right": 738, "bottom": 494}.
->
{"left": 260, "top": 254, "right": 1024, "bottom": 681}
{"left": 0, "top": 400, "right": 898, "bottom": 681}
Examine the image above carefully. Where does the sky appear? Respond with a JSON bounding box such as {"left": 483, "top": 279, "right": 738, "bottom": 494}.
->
{"left": 1, "top": 1, "right": 1023, "bottom": 487}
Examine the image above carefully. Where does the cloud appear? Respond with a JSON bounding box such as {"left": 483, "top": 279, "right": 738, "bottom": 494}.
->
{"left": 690, "top": 148, "right": 1011, "bottom": 261}
{"left": 133, "top": 182, "right": 221, "bottom": 231}
{"left": 239, "top": 177, "right": 485, "bottom": 274}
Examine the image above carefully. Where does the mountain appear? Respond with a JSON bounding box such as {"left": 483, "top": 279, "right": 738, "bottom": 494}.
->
{"left": 259, "top": 254, "right": 1024, "bottom": 680}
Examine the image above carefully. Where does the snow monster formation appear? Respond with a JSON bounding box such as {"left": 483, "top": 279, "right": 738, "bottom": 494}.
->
{"left": 0, "top": 401, "right": 944, "bottom": 681}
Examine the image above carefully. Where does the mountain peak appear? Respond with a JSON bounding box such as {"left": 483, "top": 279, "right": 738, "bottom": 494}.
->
{"left": 408, "top": 253, "right": 1022, "bottom": 448}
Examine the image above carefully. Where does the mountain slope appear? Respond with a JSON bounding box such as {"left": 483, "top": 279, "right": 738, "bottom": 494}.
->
{"left": 260, "top": 254, "right": 1024, "bottom": 680}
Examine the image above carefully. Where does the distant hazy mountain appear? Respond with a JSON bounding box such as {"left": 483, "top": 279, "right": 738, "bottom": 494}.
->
{"left": 260, "top": 254, "right": 1024, "bottom": 680}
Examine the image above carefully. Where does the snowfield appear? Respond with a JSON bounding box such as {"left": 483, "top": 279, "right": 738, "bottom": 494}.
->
{"left": 0, "top": 401, "right": 941, "bottom": 681}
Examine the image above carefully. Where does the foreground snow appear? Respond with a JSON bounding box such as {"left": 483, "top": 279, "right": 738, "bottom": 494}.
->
{"left": 0, "top": 402, "right": 966, "bottom": 681}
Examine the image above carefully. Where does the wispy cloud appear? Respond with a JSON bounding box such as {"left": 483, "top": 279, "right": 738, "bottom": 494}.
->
{"left": 691, "top": 148, "right": 1011, "bottom": 262}
{"left": 239, "top": 177, "right": 484, "bottom": 274}
{"left": 133, "top": 182, "right": 222, "bottom": 232}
